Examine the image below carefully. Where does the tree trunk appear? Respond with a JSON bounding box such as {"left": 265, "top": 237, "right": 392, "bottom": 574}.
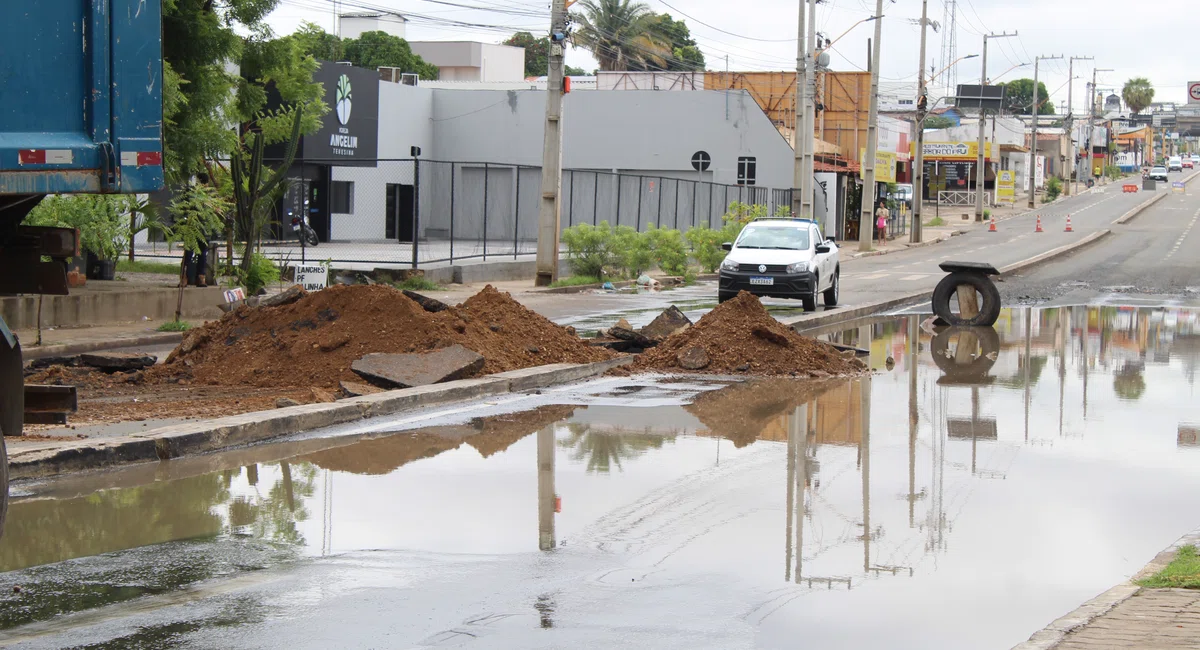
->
{"left": 175, "top": 257, "right": 186, "bottom": 322}
{"left": 129, "top": 213, "right": 136, "bottom": 262}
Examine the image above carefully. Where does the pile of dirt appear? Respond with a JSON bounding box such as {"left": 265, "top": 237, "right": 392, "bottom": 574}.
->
{"left": 686, "top": 378, "right": 845, "bottom": 447}
{"left": 621, "top": 291, "right": 863, "bottom": 377}
{"left": 154, "top": 284, "right": 614, "bottom": 389}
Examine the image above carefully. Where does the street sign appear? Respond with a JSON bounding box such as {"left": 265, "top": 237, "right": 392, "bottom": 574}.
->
{"left": 294, "top": 264, "right": 329, "bottom": 292}
{"left": 690, "top": 151, "right": 711, "bottom": 172}
{"left": 1173, "top": 181, "right": 1186, "bottom": 193}
{"left": 955, "top": 84, "right": 1006, "bottom": 110}
{"left": 1189, "top": 81, "right": 1200, "bottom": 104}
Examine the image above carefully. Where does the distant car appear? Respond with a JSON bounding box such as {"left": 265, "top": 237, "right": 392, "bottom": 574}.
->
{"left": 1185, "top": 159, "right": 1195, "bottom": 170}
{"left": 889, "top": 184, "right": 914, "bottom": 207}
{"left": 718, "top": 218, "right": 840, "bottom": 312}
{"left": 1168, "top": 156, "right": 1183, "bottom": 172}
{"left": 1192, "top": 155, "right": 1200, "bottom": 164}
{"left": 1150, "top": 166, "right": 1169, "bottom": 182}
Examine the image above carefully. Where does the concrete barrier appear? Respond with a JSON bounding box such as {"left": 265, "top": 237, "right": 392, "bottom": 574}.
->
{"left": 0, "top": 286, "right": 226, "bottom": 330}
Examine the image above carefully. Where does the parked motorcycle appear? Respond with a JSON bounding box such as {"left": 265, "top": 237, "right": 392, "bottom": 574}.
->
{"left": 290, "top": 212, "right": 319, "bottom": 247}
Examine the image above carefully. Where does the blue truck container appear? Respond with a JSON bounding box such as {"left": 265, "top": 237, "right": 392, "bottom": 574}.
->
{"left": 0, "top": 1, "right": 166, "bottom": 536}
{"left": 0, "top": 1, "right": 164, "bottom": 197}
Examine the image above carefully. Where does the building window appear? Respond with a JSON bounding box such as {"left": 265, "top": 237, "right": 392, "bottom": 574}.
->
{"left": 899, "top": 99, "right": 914, "bottom": 105}
{"left": 737, "top": 156, "right": 757, "bottom": 186}
{"left": 330, "top": 181, "right": 354, "bottom": 214}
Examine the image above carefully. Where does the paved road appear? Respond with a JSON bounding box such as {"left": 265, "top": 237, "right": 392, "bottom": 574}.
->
{"left": 998, "top": 178, "right": 1200, "bottom": 308}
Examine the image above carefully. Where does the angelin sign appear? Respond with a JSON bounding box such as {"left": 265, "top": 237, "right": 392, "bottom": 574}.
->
{"left": 304, "top": 62, "right": 379, "bottom": 166}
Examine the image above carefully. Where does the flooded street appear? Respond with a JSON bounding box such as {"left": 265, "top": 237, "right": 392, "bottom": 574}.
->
{"left": 1, "top": 306, "right": 1198, "bottom": 649}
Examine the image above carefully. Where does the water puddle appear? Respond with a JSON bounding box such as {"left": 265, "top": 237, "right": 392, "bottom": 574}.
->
{"left": 1, "top": 306, "right": 1199, "bottom": 648}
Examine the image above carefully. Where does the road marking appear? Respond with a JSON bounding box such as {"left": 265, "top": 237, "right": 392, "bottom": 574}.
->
{"left": 900, "top": 274, "right": 927, "bottom": 281}
{"left": 1165, "top": 207, "right": 1199, "bottom": 260}
{"left": 859, "top": 273, "right": 889, "bottom": 280}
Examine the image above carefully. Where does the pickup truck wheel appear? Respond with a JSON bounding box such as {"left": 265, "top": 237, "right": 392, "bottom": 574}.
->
{"left": 0, "top": 339, "right": 19, "bottom": 538}
{"left": 801, "top": 275, "right": 819, "bottom": 312}
{"left": 823, "top": 268, "right": 840, "bottom": 306}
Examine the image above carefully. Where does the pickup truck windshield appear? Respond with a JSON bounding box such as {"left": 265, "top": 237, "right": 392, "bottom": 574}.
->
{"left": 736, "top": 226, "right": 811, "bottom": 251}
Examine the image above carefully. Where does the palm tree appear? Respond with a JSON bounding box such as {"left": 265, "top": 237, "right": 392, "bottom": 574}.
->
{"left": 572, "top": 0, "right": 671, "bottom": 71}
{"left": 1122, "top": 78, "right": 1155, "bottom": 115}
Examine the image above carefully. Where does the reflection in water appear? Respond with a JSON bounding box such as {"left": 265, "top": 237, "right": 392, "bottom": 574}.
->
{"left": 0, "top": 306, "right": 1197, "bottom": 644}
{"left": 557, "top": 424, "right": 674, "bottom": 473}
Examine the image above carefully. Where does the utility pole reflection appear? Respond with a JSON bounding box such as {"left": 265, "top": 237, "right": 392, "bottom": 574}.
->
{"left": 538, "top": 425, "right": 556, "bottom": 551}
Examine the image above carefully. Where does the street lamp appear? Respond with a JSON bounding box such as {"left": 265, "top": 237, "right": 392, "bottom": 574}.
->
{"left": 991, "top": 62, "right": 1030, "bottom": 83}
{"left": 928, "top": 54, "right": 979, "bottom": 87}
{"left": 817, "top": 16, "right": 881, "bottom": 58}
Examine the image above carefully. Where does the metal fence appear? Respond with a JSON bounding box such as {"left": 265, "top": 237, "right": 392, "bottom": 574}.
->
{"left": 135, "top": 159, "right": 795, "bottom": 270}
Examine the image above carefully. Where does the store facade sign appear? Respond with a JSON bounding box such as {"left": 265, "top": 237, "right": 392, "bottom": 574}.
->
{"left": 304, "top": 62, "right": 379, "bottom": 166}
{"left": 918, "top": 141, "right": 994, "bottom": 161}
{"left": 859, "top": 149, "right": 898, "bottom": 183}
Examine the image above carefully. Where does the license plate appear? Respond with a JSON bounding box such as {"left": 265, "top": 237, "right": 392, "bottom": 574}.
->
{"left": 749, "top": 276, "right": 774, "bottom": 286}
{"left": 291, "top": 224, "right": 301, "bottom": 231}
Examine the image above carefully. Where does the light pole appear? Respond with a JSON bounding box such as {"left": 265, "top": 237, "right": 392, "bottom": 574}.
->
{"left": 858, "top": 0, "right": 884, "bottom": 253}
{"left": 1086, "top": 68, "right": 1114, "bottom": 185}
{"left": 914, "top": 54, "right": 976, "bottom": 238}
{"left": 1029, "top": 55, "right": 1065, "bottom": 209}
{"left": 976, "top": 33, "right": 1016, "bottom": 222}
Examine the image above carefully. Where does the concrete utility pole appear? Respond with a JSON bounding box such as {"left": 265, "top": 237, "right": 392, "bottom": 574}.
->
{"left": 975, "top": 32, "right": 1016, "bottom": 221}
{"left": 1028, "top": 55, "right": 1064, "bottom": 209}
{"left": 800, "top": 0, "right": 818, "bottom": 219}
{"left": 791, "top": 0, "right": 809, "bottom": 219}
{"left": 859, "top": 0, "right": 885, "bottom": 253}
{"left": 911, "top": 0, "right": 930, "bottom": 244}
{"left": 533, "top": 0, "right": 570, "bottom": 286}
{"left": 1064, "top": 56, "right": 1093, "bottom": 196}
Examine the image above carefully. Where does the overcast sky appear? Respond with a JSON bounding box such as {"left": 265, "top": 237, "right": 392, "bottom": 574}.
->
{"left": 268, "top": 0, "right": 1194, "bottom": 109}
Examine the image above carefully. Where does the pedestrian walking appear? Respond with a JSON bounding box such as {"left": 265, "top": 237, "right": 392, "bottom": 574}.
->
{"left": 874, "top": 200, "right": 889, "bottom": 247}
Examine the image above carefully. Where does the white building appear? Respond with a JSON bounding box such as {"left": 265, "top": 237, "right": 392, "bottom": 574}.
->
{"left": 338, "top": 12, "right": 407, "bottom": 40}
{"left": 408, "top": 42, "right": 526, "bottom": 83}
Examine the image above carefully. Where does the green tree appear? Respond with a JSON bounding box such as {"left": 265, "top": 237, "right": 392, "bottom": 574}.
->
{"left": 168, "top": 182, "right": 228, "bottom": 319}
{"left": 504, "top": 31, "right": 548, "bottom": 77}
{"left": 342, "top": 31, "right": 439, "bottom": 79}
{"left": 923, "top": 115, "right": 956, "bottom": 130}
{"left": 566, "top": 64, "right": 588, "bottom": 76}
{"left": 572, "top": 0, "right": 671, "bottom": 71}
{"left": 1122, "top": 77, "right": 1155, "bottom": 115}
{"left": 644, "top": 14, "right": 704, "bottom": 71}
{"left": 291, "top": 21, "right": 342, "bottom": 61}
{"left": 1004, "top": 78, "right": 1055, "bottom": 115}
{"left": 558, "top": 424, "right": 672, "bottom": 473}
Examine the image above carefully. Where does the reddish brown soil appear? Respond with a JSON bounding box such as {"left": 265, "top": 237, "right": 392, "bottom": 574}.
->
{"left": 153, "top": 284, "right": 614, "bottom": 389}
{"left": 621, "top": 291, "right": 862, "bottom": 377}
{"left": 686, "top": 378, "right": 845, "bottom": 447}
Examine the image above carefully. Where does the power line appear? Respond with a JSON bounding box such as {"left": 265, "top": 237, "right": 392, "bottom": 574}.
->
{"left": 654, "top": 0, "right": 797, "bottom": 42}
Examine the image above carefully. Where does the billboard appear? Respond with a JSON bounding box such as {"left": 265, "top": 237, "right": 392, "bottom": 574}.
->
{"left": 859, "top": 149, "right": 898, "bottom": 183}
{"left": 996, "top": 170, "right": 1016, "bottom": 205}
{"left": 919, "top": 141, "right": 994, "bottom": 161}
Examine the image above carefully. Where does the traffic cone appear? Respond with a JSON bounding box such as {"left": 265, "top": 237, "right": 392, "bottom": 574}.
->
{"left": 988, "top": 215, "right": 998, "bottom": 232}
{"left": 1035, "top": 214, "right": 1044, "bottom": 233}
{"left": 1064, "top": 214, "right": 1074, "bottom": 232}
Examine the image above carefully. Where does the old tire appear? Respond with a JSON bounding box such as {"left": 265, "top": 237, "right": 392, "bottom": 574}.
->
{"left": 0, "top": 339, "right": 20, "bottom": 539}
{"left": 718, "top": 290, "right": 736, "bottom": 304}
{"left": 930, "top": 326, "right": 1000, "bottom": 380}
{"left": 823, "top": 267, "right": 840, "bottom": 306}
{"left": 801, "top": 274, "right": 819, "bottom": 312}
{"left": 931, "top": 272, "right": 1001, "bottom": 327}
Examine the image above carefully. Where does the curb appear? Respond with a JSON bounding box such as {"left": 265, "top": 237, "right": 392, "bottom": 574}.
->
{"left": 1012, "top": 527, "right": 1200, "bottom": 650}
{"left": 1113, "top": 191, "right": 1168, "bottom": 225}
{"left": 849, "top": 231, "right": 964, "bottom": 260}
{"left": 782, "top": 228, "right": 1116, "bottom": 332}
{"left": 7, "top": 356, "right": 632, "bottom": 480}
{"left": 21, "top": 331, "right": 185, "bottom": 361}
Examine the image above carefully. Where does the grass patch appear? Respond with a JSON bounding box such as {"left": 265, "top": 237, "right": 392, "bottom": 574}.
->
{"left": 117, "top": 259, "right": 180, "bottom": 275}
{"left": 549, "top": 275, "right": 602, "bottom": 288}
{"left": 156, "top": 320, "right": 193, "bottom": 332}
{"left": 394, "top": 277, "right": 441, "bottom": 292}
{"left": 924, "top": 217, "right": 947, "bottom": 227}
{"left": 1137, "top": 545, "right": 1200, "bottom": 589}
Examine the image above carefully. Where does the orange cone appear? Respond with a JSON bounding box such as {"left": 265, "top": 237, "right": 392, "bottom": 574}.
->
{"left": 1064, "top": 214, "right": 1074, "bottom": 232}
{"left": 988, "top": 215, "right": 998, "bottom": 232}
{"left": 1035, "top": 214, "right": 1044, "bottom": 233}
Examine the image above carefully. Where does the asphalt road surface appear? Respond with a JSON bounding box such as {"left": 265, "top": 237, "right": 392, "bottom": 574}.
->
{"left": 999, "top": 173, "right": 1200, "bottom": 308}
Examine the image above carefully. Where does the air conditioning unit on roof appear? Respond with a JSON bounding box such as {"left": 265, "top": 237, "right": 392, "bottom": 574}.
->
{"left": 400, "top": 73, "right": 418, "bottom": 86}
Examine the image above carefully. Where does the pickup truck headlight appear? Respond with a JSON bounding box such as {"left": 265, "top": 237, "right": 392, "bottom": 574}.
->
{"left": 720, "top": 258, "right": 739, "bottom": 272}
{"left": 786, "top": 261, "right": 809, "bottom": 274}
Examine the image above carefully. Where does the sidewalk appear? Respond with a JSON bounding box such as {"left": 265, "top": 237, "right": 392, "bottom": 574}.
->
{"left": 1016, "top": 529, "right": 1200, "bottom": 649}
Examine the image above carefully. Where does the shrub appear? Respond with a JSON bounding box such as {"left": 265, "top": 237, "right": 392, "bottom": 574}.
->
{"left": 156, "top": 320, "right": 193, "bottom": 332}
{"left": 24, "top": 195, "right": 131, "bottom": 260}
{"left": 561, "top": 221, "right": 617, "bottom": 278}
{"left": 645, "top": 225, "right": 689, "bottom": 276}
{"left": 612, "top": 225, "right": 654, "bottom": 277}
{"left": 241, "top": 252, "right": 280, "bottom": 295}
{"left": 1044, "top": 177, "right": 1063, "bottom": 202}
{"left": 1104, "top": 164, "right": 1123, "bottom": 180}
{"left": 686, "top": 226, "right": 727, "bottom": 272}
